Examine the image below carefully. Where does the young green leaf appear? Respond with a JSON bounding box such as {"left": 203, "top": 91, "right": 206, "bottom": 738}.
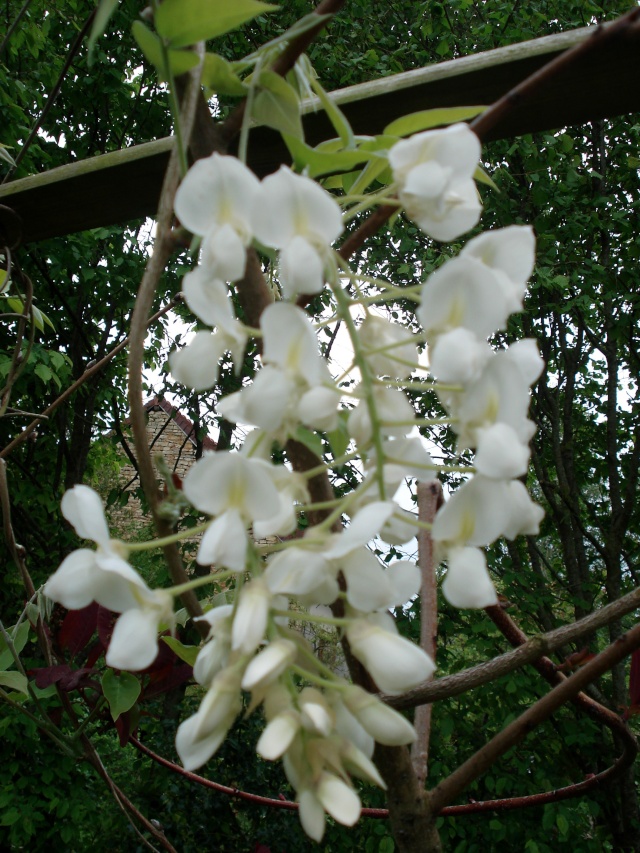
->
{"left": 155, "top": 0, "right": 278, "bottom": 49}
{"left": 253, "top": 71, "right": 303, "bottom": 139}
{"left": 131, "top": 21, "right": 199, "bottom": 81}
{"left": 0, "top": 620, "right": 30, "bottom": 671}
{"left": 87, "top": 0, "right": 119, "bottom": 66}
{"left": 384, "top": 105, "right": 486, "bottom": 137}
{"left": 283, "top": 134, "right": 375, "bottom": 178}
{"left": 294, "top": 426, "right": 323, "bottom": 459}
{"left": 0, "top": 671, "right": 29, "bottom": 695}
{"left": 161, "top": 636, "right": 199, "bottom": 666}
{"left": 473, "top": 165, "right": 499, "bottom": 192}
{"left": 101, "top": 669, "right": 141, "bottom": 721}
{"left": 310, "top": 77, "right": 354, "bottom": 149}
{"left": 0, "top": 143, "right": 16, "bottom": 167}
{"left": 201, "top": 53, "right": 248, "bottom": 97}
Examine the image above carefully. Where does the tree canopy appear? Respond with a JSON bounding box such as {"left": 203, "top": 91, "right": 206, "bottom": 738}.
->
{"left": 1, "top": 2, "right": 639, "bottom": 851}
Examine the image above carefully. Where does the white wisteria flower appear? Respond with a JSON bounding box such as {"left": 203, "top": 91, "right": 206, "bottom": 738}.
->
{"left": 442, "top": 546, "right": 498, "bottom": 609}
{"left": 174, "top": 153, "right": 260, "bottom": 281}
{"left": 346, "top": 615, "right": 436, "bottom": 694}
{"left": 252, "top": 167, "right": 343, "bottom": 298}
{"left": 44, "top": 485, "right": 173, "bottom": 671}
{"left": 357, "top": 314, "right": 419, "bottom": 378}
{"left": 388, "top": 123, "right": 482, "bottom": 241}
{"left": 182, "top": 452, "right": 286, "bottom": 570}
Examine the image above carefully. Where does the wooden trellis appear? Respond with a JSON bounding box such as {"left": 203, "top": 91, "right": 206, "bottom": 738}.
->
{"left": 1, "top": 20, "right": 639, "bottom": 245}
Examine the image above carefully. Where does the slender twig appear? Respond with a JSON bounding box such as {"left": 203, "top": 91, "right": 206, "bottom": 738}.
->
{"left": 0, "top": 297, "right": 180, "bottom": 459}
{"left": 429, "top": 623, "right": 640, "bottom": 814}
{"left": 411, "top": 480, "right": 444, "bottom": 786}
{"left": 0, "top": 0, "right": 33, "bottom": 57}
{"left": 389, "top": 581, "right": 640, "bottom": 710}
{"left": 219, "top": 0, "right": 347, "bottom": 147}
{"left": 2, "top": 10, "right": 97, "bottom": 182}
{"left": 471, "top": 6, "right": 640, "bottom": 142}
{"left": 127, "top": 54, "right": 208, "bottom": 633}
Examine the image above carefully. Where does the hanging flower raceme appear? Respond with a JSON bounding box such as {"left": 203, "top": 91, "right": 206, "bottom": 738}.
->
{"left": 43, "top": 485, "right": 173, "bottom": 671}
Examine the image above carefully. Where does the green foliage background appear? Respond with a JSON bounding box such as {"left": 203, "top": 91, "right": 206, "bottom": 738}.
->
{"left": 1, "top": 0, "right": 639, "bottom": 850}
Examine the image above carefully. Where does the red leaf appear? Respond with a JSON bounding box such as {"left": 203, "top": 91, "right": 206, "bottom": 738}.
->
{"left": 57, "top": 603, "right": 99, "bottom": 658}
{"left": 97, "top": 606, "right": 116, "bottom": 649}
{"left": 142, "top": 664, "right": 192, "bottom": 700}
{"left": 629, "top": 648, "right": 640, "bottom": 706}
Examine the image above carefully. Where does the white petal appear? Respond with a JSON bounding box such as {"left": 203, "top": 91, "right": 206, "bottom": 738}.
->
{"left": 256, "top": 710, "right": 301, "bottom": 759}
{"left": 387, "top": 560, "right": 421, "bottom": 606}
{"left": 261, "top": 302, "right": 327, "bottom": 384}
{"left": 325, "top": 502, "right": 394, "bottom": 559}
{"left": 342, "top": 549, "right": 395, "bottom": 611}
{"left": 106, "top": 608, "right": 160, "bottom": 671}
{"left": 280, "top": 235, "right": 325, "bottom": 298}
{"left": 253, "top": 166, "right": 343, "bottom": 248}
{"left": 44, "top": 549, "right": 103, "bottom": 610}
{"left": 343, "top": 686, "right": 417, "bottom": 746}
{"left": 316, "top": 773, "right": 361, "bottom": 826}
{"left": 231, "top": 578, "right": 271, "bottom": 654}
{"left": 298, "top": 790, "right": 326, "bottom": 842}
{"left": 347, "top": 619, "right": 435, "bottom": 695}
{"left": 431, "top": 476, "right": 511, "bottom": 548}
{"left": 201, "top": 223, "right": 247, "bottom": 282}
{"left": 169, "top": 331, "right": 225, "bottom": 391}
{"left": 175, "top": 711, "right": 228, "bottom": 771}
{"left": 265, "top": 549, "right": 333, "bottom": 596}
{"left": 183, "top": 452, "right": 280, "bottom": 521}
{"left": 182, "top": 271, "right": 234, "bottom": 328}
{"left": 297, "top": 385, "right": 340, "bottom": 431}
{"left": 502, "top": 481, "right": 544, "bottom": 539}
{"left": 197, "top": 510, "right": 248, "bottom": 570}
{"left": 474, "top": 423, "right": 530, "bottom": 479}
{"left": 241, "top": 639, "right": 297, "bottom": 691}
{"left": 175, "top": 153, "right": 260, "bottom": 238}
{"left": 61, "top": 485, "right": 110, "bottom": 546}
{"left": 443, "top": 546, "right": 498, "bottom": 609}
{"left": 429, "top": 328, "right": 493, "bottom": 384}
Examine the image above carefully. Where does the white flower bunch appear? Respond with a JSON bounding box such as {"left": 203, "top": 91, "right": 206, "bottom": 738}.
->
{"left": 44, "top": 121, "right": 544, "bottom": 840}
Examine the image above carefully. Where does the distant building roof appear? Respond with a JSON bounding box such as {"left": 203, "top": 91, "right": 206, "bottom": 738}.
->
{"left": 144, "top": 397, "right": 216, "bottom": 453}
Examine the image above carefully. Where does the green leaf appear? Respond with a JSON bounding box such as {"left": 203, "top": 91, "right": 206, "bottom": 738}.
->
{"left": 201, "top": 53, "right": 247, "bottom": 97}
{"left": 131, "top": 21, "right": 200, "bottom": 81}
{"left": 327, "top": 416, "right": 350, "bottom": 459}
{"left": 310, "top": 78, "right": 354, "bottom": 148}
{"left": 283, "top": 134, "right": 375, "bottom": 178}
{"left": 101, "top": 669, "right": 141, "bottom": 721}
{"left": 87, "top": 0, "right": 119, "bottom": 66}
{"left": 628, "top": 156, "right": 640, "bottom": 169}
{"left": 0, "top": 144, "right": 16, "bottom": 167}
{"left": 384, "top": 105, "right": 486, "bottom": 137}
{"left": 0, "top": 671, "right": 29, "bottom": 695}
{"left": 253, "top": 71, "right": 302, "bottom": 139}
{"left": 556, "top": 814, "right": 569, "bottom": 836}
{"left": 161, "top": 636, "right": 199, "bottom": 666}
{"left": 0, "top": 269, "right": 8, "bottom": 294}
{"left": 155, "top": 0, "right": 278, "bottom": 49}
{"left": 294, "top": 426, "right": 323, "bottom": 459}
{"left": 34, "top": 363, "right": 53, "bottom": 383}
{"left": 473, "top": 165, "right": 499, "bottom": 192}
{"left": 0, "top": 620, "right": 30, "bottom": 670}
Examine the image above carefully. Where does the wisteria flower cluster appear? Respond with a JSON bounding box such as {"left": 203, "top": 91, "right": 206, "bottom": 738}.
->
{"left": 44, "top": 121, "right": 544, "bottom": 841}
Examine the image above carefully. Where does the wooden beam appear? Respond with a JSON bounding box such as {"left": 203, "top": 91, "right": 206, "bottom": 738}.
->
{"left": 1, "top": 22, "right": 639, "bottom": 245}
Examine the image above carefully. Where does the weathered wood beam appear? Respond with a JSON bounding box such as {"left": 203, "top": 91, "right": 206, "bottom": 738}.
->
{"left": 1, "top": 21, "right": 639, "bottom": 245}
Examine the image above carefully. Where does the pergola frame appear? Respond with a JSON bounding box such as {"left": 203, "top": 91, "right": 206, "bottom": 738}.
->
{"left": 1, "top": 18, "right": 639, "bottom": 244}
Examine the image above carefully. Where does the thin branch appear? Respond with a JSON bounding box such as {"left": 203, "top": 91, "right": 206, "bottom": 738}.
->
{"left": 2, "top": 9, "right": 97, "bottom": 182}
{"left": 219, "top": 0, "right": 347, "bottom": 147}
{"left": 411, "top": 480, "right": 443, "bottom": 786}
{"left": 0, "top": 297, "right": 180, "bottom": 459}
{"left": 429, "top": 622, "right": 640, "bottom": 814}
{"left": 127, "top": 55, "right": 208, "bottom": 634}
{"left": 389, "top": 581, "right": 640, "bottom": 710}
{"left": 471, "top": 7, "right": 640, "bottom": 142}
